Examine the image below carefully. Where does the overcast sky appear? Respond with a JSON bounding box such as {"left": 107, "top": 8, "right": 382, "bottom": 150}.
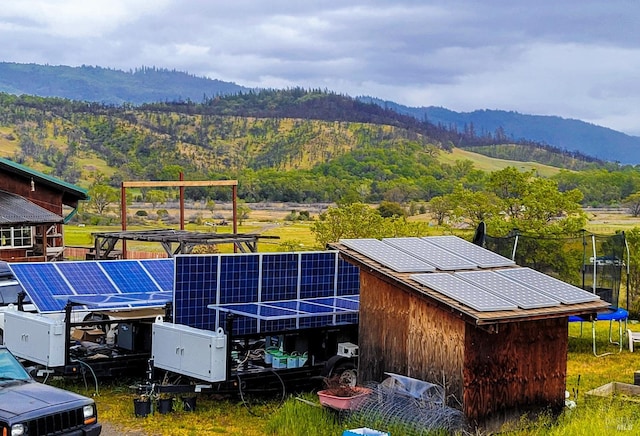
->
{"left": 2, "top": 0, "right": 639, "bottom": 135}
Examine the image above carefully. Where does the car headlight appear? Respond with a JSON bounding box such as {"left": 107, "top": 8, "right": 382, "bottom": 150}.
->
{"left": 83, "top": 403, "right": 97, "bottom": 425}
{"left": 83, "top": 404, "right": 96, "bottom": 420}
{"left": 11, "top": 423, "right": 25, "bottom": 436}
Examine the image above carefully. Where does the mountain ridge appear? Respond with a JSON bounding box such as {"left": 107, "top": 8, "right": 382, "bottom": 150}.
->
{"left": 1, "top": 61, "right": 639, "bottom": 163}
{"left": 358, "top": 97, "right": 640, "bottom": 164}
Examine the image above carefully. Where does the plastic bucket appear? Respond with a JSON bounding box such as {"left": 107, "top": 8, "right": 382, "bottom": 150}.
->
{"left": 272, "top": 354, "right": 288, "bottom": 369}
{"left": 182, "top": 396, "right": 197, "bottom": 412}
{"left": 133, "top": 398, "right": 151, "bottom": 417}
{"left": 264, "top": 347, "right": 278, "bottom": 364}
{"left": 299, "top": 351, "right": 308, "bottom": 367}
{"left": 287, "top": 352, "right": 299, "bottom": 368}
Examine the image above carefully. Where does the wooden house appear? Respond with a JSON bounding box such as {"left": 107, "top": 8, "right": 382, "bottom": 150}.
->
{"left": 330, "top": 236, "right": 608, "bottom": 429}
{"left": 0, "top": 157, "right": 88, "bottom": 261}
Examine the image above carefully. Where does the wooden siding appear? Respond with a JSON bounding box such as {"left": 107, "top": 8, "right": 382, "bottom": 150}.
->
{"left": 0, "top": 171, "right": 64, "bottom": 215}
{"left": 463, "top": 318, "right": 567, "bottom": 424}
{"left": 359, "top": 271, "right": 466, "bottom": 404}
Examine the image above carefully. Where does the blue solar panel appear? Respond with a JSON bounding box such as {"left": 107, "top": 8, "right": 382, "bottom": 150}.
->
{"left": 300, "top": 252, "right": 337, "bottom": 299}
{"left": 174, "top": 255, "right": 219, "bottom": 331}
{"left": 56, "top": 261, "right": 118, "bottom": 295}
{"left": 337, "top": 258, "right": 360, "bottom": 296}
{"left": 9, "top": 259, "right": 176, "bottom": 313}
{"left": 140, "top": 259, "right": 174, "bottom": 291}
{"left": 99, "top": 260, "right": 162, "bottom": 293}
{"left": 64, "top": 292, "right": 172, "bottom": 309}
{"left": 261, "top": 253, "right": 298, "bottom": 302}
{"left": 213, "top": 295, "right": 359, "bottom": 321}
{"left": 9, "top": 263, "right": 73, "bottom": 312}
{"left": 219, "top": 255, "right": 259, "bottom": 304}
{"left": 175, "top": 251, "right": 360, "bottom": 335}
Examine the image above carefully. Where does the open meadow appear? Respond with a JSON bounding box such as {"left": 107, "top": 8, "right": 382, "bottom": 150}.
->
{"left": 58, "top": 205, "right": 640, "bottom": 435}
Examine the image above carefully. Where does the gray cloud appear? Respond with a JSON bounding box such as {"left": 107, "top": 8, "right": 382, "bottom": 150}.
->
{"left": 1, "top": 0, "right": 639, "bottom": 134}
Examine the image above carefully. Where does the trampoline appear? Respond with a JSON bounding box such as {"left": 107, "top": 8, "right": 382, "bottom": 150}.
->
{"left": 570, "top": 307, "right": 629, "bottom": 357}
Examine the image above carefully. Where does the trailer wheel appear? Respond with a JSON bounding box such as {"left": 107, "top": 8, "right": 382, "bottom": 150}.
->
{"left": 329, "top": 361, "right": 357, "bottom": 387}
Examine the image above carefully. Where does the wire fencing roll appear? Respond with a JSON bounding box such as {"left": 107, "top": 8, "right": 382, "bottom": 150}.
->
{"left": 342, "top": 376, "right": 469, "bottom": 435}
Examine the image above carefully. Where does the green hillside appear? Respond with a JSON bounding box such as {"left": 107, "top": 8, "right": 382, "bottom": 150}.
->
{"left": 1, "top": 90, "right": 636, "bottom": 207}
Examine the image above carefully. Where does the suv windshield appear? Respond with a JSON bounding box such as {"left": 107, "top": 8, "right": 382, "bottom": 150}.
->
{"left": 0, "top": 348, "right": 30, "bottom": 381}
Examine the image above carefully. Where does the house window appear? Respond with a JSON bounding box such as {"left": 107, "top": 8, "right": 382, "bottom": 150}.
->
{"left": 0, "top": 226, "right": 33, "bottom": 249}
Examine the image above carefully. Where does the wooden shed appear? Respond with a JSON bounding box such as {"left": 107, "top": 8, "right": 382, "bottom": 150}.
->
{"left": 0, "top": 157, "right": 88, "bottom": 261}
{"left": 329, "top": 236, "right": 608, "bottom": 428}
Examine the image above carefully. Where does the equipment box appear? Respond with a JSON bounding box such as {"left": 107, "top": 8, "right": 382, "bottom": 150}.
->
{"left": 152, "top": 320, "right": 227, "bottom": 383}
{"left": 4, "top": 309, "right": 66, "bottom": 367}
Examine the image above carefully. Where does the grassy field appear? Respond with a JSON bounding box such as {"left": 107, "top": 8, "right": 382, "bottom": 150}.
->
{"left": 57, "top": 207, "right": 640, "bottom": 434}
{"left": 438, "top": 148, "right": 563, "bottom": 178}
{"left": 50, "top": 322, "right": 640, "bottom": 435}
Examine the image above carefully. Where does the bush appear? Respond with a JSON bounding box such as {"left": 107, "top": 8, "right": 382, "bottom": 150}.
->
{"left": 156, "top": 209, "right": 169, "bottom": 218}
{"left": 135, "top": 210, "right": 148, "bottom": 217}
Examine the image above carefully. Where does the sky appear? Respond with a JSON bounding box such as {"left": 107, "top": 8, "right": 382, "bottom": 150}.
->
{"left": 2, "top": 0, "right": 640, "bottom": 135}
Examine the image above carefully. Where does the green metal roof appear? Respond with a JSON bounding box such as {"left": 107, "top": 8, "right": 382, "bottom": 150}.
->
{"left": 0, "top": 157, "right": 88, "bottom": 200}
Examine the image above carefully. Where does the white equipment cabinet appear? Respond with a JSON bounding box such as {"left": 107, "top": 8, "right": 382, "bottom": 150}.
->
{"left": 3, "top": 308, "right": 66, "bottom": 367}
{"left": 152, "top": 318, "right": 227, "bottom": 383}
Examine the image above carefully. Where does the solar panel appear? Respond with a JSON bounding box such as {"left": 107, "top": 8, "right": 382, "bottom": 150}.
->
{"left": 496, "top": 267, "right": 600, "bottom": 304}
{"left": 175, "top": 252, "right": 359, "bottom": 335}
{"left": 64, "top": 291, "right": 172, "bottom": 309}
{"left": 422, "top": 235, "right": 515, "bottom": 268}
{"left": 9, "top": 263, "right": 74, "bottom": 312}
{"left": 211, "top": 295, "right": 359, "bottom": 321}
{"left": 383, "top": 237, "right": 478, "bottom": 270}
{"left": 56, "top": 261, "right": 118, "bottom": 295}
{"left": 99, "top": 260, "right": 163, "bottom": 293}
{"left": 9, "top": 259, "right": 176, "bottom": 313}
{"left": 341, "top": 238, "right": 436, "bottom": 272}
{"left": 455, "top": 270, "right": 561, "bottom": 309}
{"left": 410, "top": 273, "right": 518, "bottom": 312}
{"left": 140, "top": 259, "right": 174, "bottom": 291}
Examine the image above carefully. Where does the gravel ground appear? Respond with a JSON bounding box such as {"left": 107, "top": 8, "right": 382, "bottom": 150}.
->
{"left": 101, "top": 422, "right": 149, "bottom": 436}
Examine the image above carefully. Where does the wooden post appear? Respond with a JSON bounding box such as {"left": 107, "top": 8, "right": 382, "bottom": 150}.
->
{"left": 179, "top": 172, "right": 185, "bottom": 231}
{"left": 121, "top": 183, "right": 127, "bottom": 259}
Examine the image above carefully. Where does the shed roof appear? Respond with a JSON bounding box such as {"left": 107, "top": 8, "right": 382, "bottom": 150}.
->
{"left": 0, "top": 157, "right": 88, "bottom": 202}
{"left": 0, "top": 190, "right": 64, "bottom": 225}
{"left": 329, "top": 236, "right": 609, "bottom": 327}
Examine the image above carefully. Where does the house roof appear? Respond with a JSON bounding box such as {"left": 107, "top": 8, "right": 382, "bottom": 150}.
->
{"left": 0, "top": 190, "right": 63, "bottom": 225}
{"left": 0, "top": 157, "right": 88, "bottom": 202}
{"left": 329, "top": 236, "right": 609, "bottom": 327}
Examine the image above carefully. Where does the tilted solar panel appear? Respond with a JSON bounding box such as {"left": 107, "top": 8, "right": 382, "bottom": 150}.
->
{"left": 496, "top": 267, "right": 600, "bottom": 304}
{"left": 383, "top": 237, "right": 478, "bottom": 270}
{"left": 410, "top": 272, "right": 518, "bottom": 312}
{"left": 341, "top": 238, "right": 436, "bottom": 272}
{"left": 422, "top": 235, "right": 515, "bottom": 268}
{"left": 455, "top": 270, "right": 561, "bottom": 309}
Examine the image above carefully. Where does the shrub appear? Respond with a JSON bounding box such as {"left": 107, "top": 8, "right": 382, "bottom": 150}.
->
{"left": 135, "top": 210, "right": 148, "bottom": 217}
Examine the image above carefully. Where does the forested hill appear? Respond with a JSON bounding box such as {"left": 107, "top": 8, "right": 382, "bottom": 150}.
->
{"left": 0, "top": 90, "right": 635, "bottom": 207}
{"left": 0, "top": 63, "right": 249, "bottom": 104}
{"left": 360, "top": 97, "right": 640, "bottom": 165}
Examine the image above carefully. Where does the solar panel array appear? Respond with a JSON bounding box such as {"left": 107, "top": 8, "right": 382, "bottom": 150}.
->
{"left": 455, "top": 270, "right": 561, "bottom": 309}
{"left": 175, "top": 251, "right": 360, "bottom": 335}
{"left": 496, "top": 267, "right": 600, "bottom": 304}
{"left": 342, "top": 236, "right": 515, "bottom": 272}
{"left": 411, "top": 273, "right": 518, "bottom": 312}
{"left": 423, "top": 236, "right": 515, "bottom": 268}
{"left": 8, "top": 259, "right": 174, "bottom": 313}
{"left": 340, "top": 238, "right": 436, "bottom": 272}
{"left": 383, "top": 237, "right": 477, "bottom": 271}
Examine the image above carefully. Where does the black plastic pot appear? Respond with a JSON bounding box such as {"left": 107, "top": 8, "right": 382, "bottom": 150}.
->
{"left": 133, "top": 398, "right": 152, "bottom": 417}
{"left": 182, "top": 396, "right": 197, "bottom": 412}
{"left": 157, "top": 397, "right": 173, "bottom": 414}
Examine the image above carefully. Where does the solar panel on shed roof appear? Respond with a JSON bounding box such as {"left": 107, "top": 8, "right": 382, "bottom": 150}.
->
{"left": 455, "top": 270, "right": 561, "bottom": 309}
{"left": 422, "top": 235, "right": 515, "bottom": 268}
{"left": 341, "top": 238, "right": 436, "bottom": 272}
{"left": 383, "top": 237, "right": 478, "bottom": 270}
{"left": 496, "top": 267, "right": 600, "bottom": 304}
{"left": 410, "top": 272, "right": 518, "bottom": 312}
